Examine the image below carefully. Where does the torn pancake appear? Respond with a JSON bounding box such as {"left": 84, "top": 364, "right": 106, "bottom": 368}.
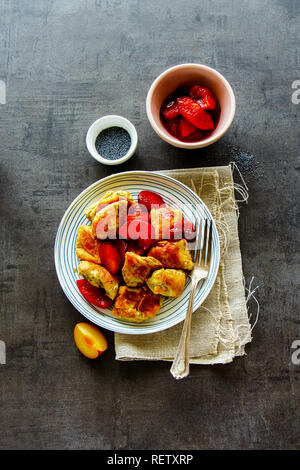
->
{"left": 122, "top": 252, "right": 162, "bottom": 287}
{"left": 147, "top": 268, "right": 186, "bottom": 297}
{"left": 85, "top": 190, "right": 134, "bottom": 222}
{"left": 150, "top": 205, "right": 183, "bottom": 240}
{"left": 92, "top": 199, "right": 128, "bottom": 240}
{"left": 76, "top": 225, "right": 101, "bottom": 264}
{"left": 78, "top": 260, "right": 119, "bottom": 300}
{"left": 148, "top": 239, "right": 194, "bottom": 271}
{"left": 113, "top": 285, "right": 162, "bottom": 322}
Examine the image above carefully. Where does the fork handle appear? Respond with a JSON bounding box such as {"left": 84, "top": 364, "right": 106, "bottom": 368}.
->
{"left": 170, "top": 278, "right": 198, "bottom": 379}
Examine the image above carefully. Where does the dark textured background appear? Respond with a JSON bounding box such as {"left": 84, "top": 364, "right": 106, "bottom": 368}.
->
{"left": 0, "top": 0, "right": 299, "bottom": 450}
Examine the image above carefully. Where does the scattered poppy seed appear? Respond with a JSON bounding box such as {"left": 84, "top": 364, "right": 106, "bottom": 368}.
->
{"left": 95, "top": 127, "right": 131, "bottom": 160}
{"left": 230, "top": 148, "right": 255, "bottom": 174}
{"left": 233, "top": 151, "right": 254, "bottom": 172}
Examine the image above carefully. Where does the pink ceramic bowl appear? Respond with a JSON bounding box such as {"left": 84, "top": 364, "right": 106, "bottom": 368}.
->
{"left": 146, "top": 63, "right": 236, "bottom": 149}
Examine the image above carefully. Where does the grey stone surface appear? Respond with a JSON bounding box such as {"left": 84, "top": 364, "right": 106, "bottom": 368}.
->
{"left": 0, "top": 0, "right": 299, "bottom": 450}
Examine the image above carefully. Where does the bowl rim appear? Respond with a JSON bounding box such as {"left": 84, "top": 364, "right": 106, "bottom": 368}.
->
{"left": 86, "top": 114, "right": 138, "bottom": 165}
{"left": 146, "top": 63, "right": 236, "bottom": 149}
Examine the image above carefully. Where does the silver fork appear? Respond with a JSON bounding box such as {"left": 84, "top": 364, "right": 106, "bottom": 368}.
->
{"left": 170, "top": 218, "right": 212, "bottom": 380}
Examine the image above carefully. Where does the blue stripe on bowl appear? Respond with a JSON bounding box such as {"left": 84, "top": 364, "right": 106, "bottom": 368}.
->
{"left": 54, "top": 171, "right": 220, "bottom": 334}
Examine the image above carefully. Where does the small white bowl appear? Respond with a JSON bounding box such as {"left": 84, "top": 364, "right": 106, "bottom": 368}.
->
{"left": 86, "top": 115, "right": 138, "bottom": 165}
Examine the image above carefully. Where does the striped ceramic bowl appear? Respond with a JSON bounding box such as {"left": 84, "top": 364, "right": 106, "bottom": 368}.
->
{"left": 54, "top": 171, "right": 220, "bottom": 335}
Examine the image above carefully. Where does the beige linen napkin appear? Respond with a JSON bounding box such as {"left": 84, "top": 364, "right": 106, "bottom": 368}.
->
{"left": 115, "top": 165, "right": 252, "bottom": 364}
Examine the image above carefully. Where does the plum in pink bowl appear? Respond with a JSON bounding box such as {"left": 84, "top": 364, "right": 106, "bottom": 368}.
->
{"left": 146, "top": 63, "right": 236, "bottom": 149}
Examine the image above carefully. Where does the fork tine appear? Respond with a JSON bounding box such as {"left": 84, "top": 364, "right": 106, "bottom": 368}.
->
{"left": 200, "top": 219, "right": 208, "bottom": 266}
{"left": 206, "top": 221, "right": 213, "bottom": 267}
{"left": 192, "top": 217, "right": 199, "bottom": 263}
{"left": 193, "top": 217, "right": 202, "bottom": 264}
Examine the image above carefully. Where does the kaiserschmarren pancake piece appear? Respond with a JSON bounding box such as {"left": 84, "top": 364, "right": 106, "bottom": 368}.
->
{"left": 113, "top": 285, "right": 162, "bottom": 322}
{"left": 92, "top": 199, "right": 128, "bottom": 240}
{"left": 150, "top": 205, "right": 183, "bottom": 240}
{"left": 147, "top": 268, "right": 186, "bottom": 297}
{"left": 85, "top": 190, "right": 134, "bottom": 222}
{"left": 78, "top": 260, "right": 119, "bottom": 300}
{"left": 122, "top": 252, "right": 162, "bottom": 287}
{"left": 76, "top": 225, "right": 101, "bottom": 264}
{"left": 148, "top": 239, "right": 194, "bottom": 271}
